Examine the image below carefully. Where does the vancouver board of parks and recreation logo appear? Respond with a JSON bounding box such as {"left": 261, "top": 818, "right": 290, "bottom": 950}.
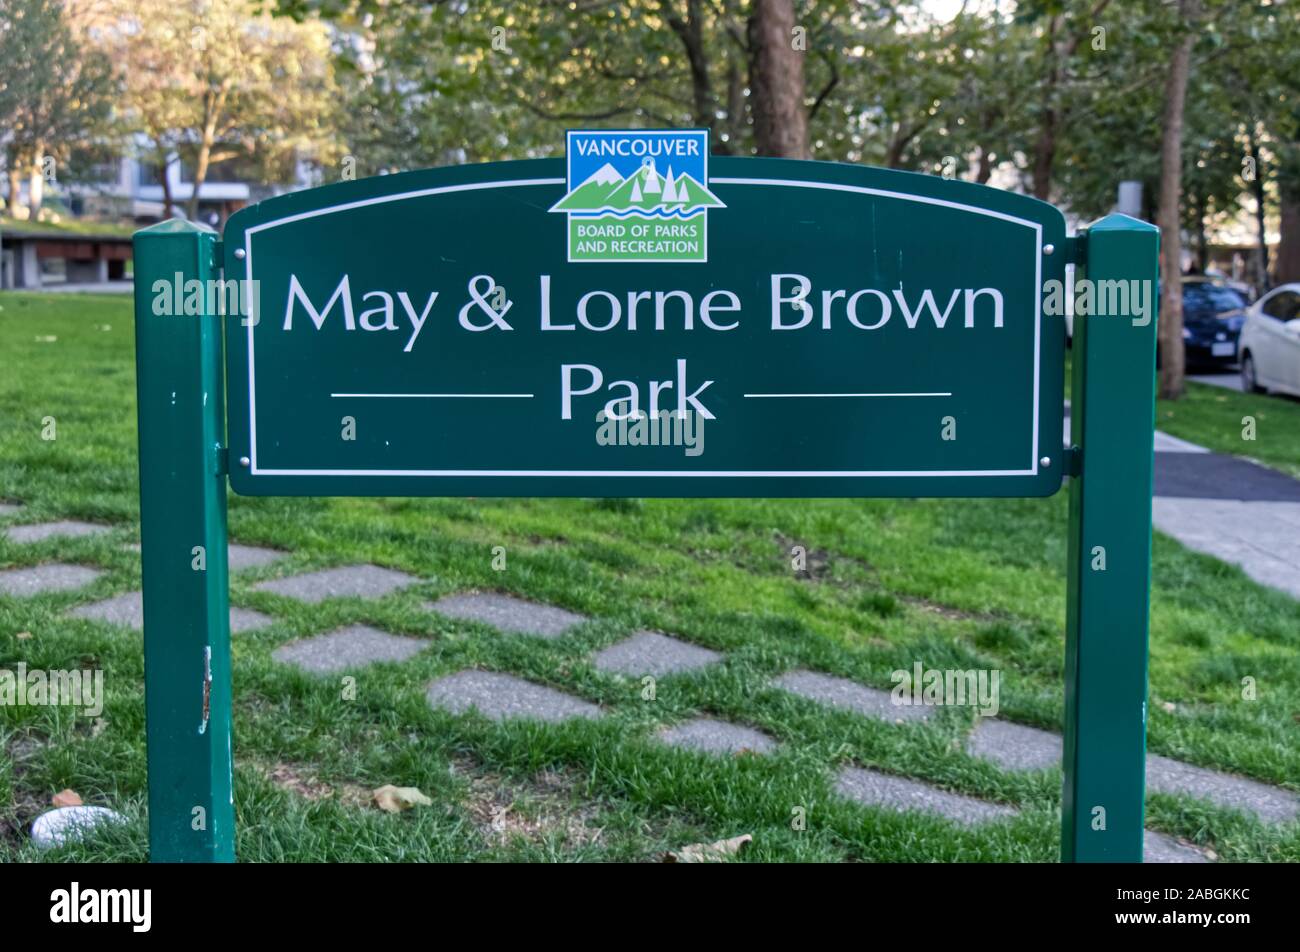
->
{"left": 550, "top": 129, "right": 724, "bottom": 263}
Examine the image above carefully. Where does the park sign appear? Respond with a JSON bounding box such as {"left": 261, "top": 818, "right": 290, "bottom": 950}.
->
{"left": 133, "top": 130, "right": 1160, "bottom": 864}
{"left": 222, "top": 130, "right": 1066, "bottom": 497}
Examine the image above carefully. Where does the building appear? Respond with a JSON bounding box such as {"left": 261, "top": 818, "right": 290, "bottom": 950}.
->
{"left": 76, "top": 153, "right": 317, "bottom": 227}
{"left": 1, "top": 151, "right": 315, "bottom": 289}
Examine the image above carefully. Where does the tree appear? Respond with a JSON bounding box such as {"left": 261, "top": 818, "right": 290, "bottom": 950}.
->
{"left": 1247, "top": 5, "right": 1300, "bottom": 285}
{"left": 100, "top": 0, "right": 340, "bottom": 221}
{"left": 283, "top": 1, "right": 860, "bottom": 170}
{"left": 1017, "top": 0, "right": 1115, "bottom": 201}
{"left": 1279, "top": 142, "right": 1300, "bottom": 284}
{"left": 748, "top": 0, "right": 808, "bottom": 157}
{"left": 100, "top": 0, "right": 193, "bottom": 218}
{"left": 1157, "top": 0, "right": 1201, "bottom": 401}
{"left": 0, "top": 0, "right": 116, "bottom": 217}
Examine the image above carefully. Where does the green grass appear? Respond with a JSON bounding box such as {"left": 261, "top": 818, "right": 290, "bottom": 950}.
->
{"left": 1156, "top": 381, "right": 1300, "bottom": 480}
{"left": 1066, "top": 350, "right": 1300, "bottom": 479}
{"left": 2, "top": 291, "right": 1298, "bottom": 862}
{"left": 0, "top": 216, "right": 136, "bottom": 238}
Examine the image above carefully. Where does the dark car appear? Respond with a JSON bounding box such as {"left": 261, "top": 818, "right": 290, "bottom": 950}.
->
{"left": 1179, "top": 278, "right": 1248, "bottom": 368}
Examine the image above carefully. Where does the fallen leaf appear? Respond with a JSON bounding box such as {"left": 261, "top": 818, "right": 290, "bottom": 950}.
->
{"left": 16, "top": 631, "right": 32, "bottom": 640}
{"left": 663, "top": 833, "right": 752, "bottom": 863}
{"left": 52, "top": 789, "right": 83, "bottom": 808}
{"left": 372, "top": 784, "right": 433, "bottom": 813}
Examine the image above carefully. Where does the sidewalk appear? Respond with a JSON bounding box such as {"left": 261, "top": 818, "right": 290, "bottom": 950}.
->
{"left": 1065, "top": 407, "right": 1300, "bottom": 600}
{"left": 29, "top": 279, "right": 134, "bottom": 294}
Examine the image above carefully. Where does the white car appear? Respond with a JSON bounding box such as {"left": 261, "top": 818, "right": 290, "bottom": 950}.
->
{"left": 1239, "top": 283, "right": 1300, "bottom": 397}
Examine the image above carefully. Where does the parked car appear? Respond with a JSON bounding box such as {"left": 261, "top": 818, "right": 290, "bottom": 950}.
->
{"left": 1239, "top": 283, "right": 1300, "bottom": 397}
{"left": 1066, "top": 277, "right": 1247, "bottom": 370}
{"left": 1178, "top": 277, "right": 1249, "bottom": 368}
{"left": 1202, "top": 268, "right": 1255, "bottom": 302}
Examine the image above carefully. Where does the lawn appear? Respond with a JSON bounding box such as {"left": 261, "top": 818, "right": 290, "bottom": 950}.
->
{"left": 1066, "top": 351, "right": 1300, "bottom": 479}
{"left": 0, "top": 215, "right": 136, "bottom": 238}
{"left": 1, "top": 291, "right": 1297, "bottom": 862}
{"left": 1156, "top": 380, "right": 1300, "bottom": 480}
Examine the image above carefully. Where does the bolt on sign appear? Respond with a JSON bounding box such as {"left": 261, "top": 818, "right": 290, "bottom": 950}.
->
{"left": 132, "top": 129, "right": 1159, "bottom": 863}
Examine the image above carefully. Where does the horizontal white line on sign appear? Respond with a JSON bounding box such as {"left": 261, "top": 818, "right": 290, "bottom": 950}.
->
{"left": 252, "top": 468, "right": 1035, "bottom": 477}
{"left": 742, "top": 392, "right": 953, "bottom": 398}
{"left": 329, "top": 393, "right": 535, "bottom": 399}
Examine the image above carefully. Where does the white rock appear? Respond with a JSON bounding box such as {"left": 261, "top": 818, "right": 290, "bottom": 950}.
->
{"left": 30, "top": 806, "right": 126, "bottom": 850}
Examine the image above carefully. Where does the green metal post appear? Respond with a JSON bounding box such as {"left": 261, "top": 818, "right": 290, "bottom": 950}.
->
{"left": 132, "top": 220, "right": 235, "bottom": 862}
{"left": 1062, "top": 213, "right": 1160, "bottom": 862}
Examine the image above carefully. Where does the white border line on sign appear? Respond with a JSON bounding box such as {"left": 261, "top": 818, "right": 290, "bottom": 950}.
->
{"left": 242, "top": 177, "right": 1044, "bottom": 479}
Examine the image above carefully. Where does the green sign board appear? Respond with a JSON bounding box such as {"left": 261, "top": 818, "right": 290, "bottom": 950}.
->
{"left": 223, "top": 146, "right": 1065, "bottom": 497}
{"left": 132, "top": 131, "right": 1159, "bottom": 865}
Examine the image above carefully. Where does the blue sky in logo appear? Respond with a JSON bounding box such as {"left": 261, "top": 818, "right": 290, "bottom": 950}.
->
{"left": 566, "top": 129, "right": 709, "bottom": 190}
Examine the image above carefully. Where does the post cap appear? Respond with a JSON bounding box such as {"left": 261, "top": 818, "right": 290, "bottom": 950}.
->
{"left": 1086, "top": 212, "right": 1159, "bottom": 234}
{"left": 133, "top": 218, "right": 218, "bottom": 239}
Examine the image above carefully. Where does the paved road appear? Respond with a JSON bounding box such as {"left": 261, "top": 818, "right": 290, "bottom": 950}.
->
{"left": 1188, "top": 372, "right": 1244, "bottom": 392}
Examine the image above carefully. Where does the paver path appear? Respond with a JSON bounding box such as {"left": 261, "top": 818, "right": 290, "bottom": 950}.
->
{"left": 254, "top": 565, "right": 418, "bottom": 603}
{"left": 658, "top": 718, "right": 776, "bottom": 755}
{"left": 65, "top": 590, "right": 271, "bottom": 633}
{"left": 593, "top": 631, "right": 721, "bottom": 677}
{"left": 426, "top": 670, "right": 602, "bottom": 722}
{"left": 966, "top": 718, "right": 1298, "bottom": 824}
{"left": 426, "top": 592, "right": 586, "bottom": 638}
{"left": 0, "top": 563, "right": 102, "bottom": 596}
{"left": 835, "top": 766, "right": 1017, "bottom": 826}
{"left": 272, "top": 625, "right": 426, "bottom": 674}
{"left": 4, "top": 520, "right": 112, "bottom": 543}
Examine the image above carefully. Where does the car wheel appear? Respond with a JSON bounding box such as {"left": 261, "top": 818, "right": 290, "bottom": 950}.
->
{"left": 1241, "top": 353, "right": 1264, "bottom": 393}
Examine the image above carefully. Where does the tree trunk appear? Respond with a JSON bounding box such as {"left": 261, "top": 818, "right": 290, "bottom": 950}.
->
{"left": 1194, "top": 190, "right": 1208, "bottom": 272}
{"left": 1244, "top": 135, "right": 1270, "bottom": 291}
{"left": 1030, "top": 16, "right": 1063, "bottom": 201}
{"left": 1279, "top": 194, "right": 1300, "bottom": 285}
{"left": 6, "top": 162, "right": 23, "bottom": 217}
{"left": 160, "top": 156, "right": 175, "bottom": 219}
{"left": 662, "top": 0, "right": 720, "bottom": 137}
{"left": 1156, "top": 0, "right": 1199, "bottom": 402}
{"left": 28, "top": 157, "right": 44, "bottom": 218}
{"left": 1031, "top": 116, "right": 1057, "bottom": 200}
{"left": 187, "top": 141, "right": 211, "bottom": 221}
{"left": 724, "top": 55, "right": 746, "bottom": 153}
{"left": 747, "top": 0, "right": 809, "bottom": 159}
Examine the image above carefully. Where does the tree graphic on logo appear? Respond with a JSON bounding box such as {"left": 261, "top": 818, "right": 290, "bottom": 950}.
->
{"left": 552, "top": 156, "right": 724, "bottom": 218}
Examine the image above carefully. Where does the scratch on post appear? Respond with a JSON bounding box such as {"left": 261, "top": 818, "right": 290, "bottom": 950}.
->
{"left": 199, "top": 646, "right": 212, "bottom": 734}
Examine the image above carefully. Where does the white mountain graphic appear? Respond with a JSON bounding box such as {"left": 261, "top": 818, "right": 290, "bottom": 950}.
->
{"left": 551, "top": 156, "right": 725, "bottom": 215}
{"left": 583, "top": 162, "right": 623, "bottom": 187}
